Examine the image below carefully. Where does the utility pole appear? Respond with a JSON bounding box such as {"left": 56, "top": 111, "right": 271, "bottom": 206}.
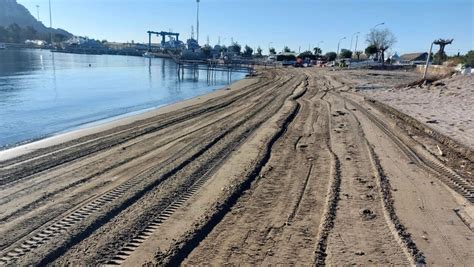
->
{"left": 48, "top": 0, "right": 53, "bottom": 45}
{"left": 196, "top": 0, "right": 200, "bottom": 44}
{"left": 36, "top": 5, "right": 40, "bottom": 21}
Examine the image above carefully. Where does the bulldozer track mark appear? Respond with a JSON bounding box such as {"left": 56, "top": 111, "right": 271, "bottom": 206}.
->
{"left": 313, "top": 97, "right": 341, "bottom": 266}
{"left": 334, "top": 92, "right": 473, "bottom": 203}
{"left": 340, "top": 97, "right": 425, "bottom": 265}
{"left": 0, "top": 72, "right": 305, "bottom": 266}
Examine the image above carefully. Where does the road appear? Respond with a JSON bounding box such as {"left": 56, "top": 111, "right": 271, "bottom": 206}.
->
{"left": 0, "top": 68, "right": 472, "bottom": 266}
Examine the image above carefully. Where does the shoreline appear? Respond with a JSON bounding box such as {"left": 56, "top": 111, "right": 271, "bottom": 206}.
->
{"left": 0, "top": 76, "right": 257, "bottom": 162}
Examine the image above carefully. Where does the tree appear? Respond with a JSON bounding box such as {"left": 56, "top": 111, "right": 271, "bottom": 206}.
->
{"left": 325, "top": 52, "right": 337, "bottom": 61}
{"left": 269, "top": 47, "right": 276, "bottom": 55}
{"left": 53, "top": 33, "right": 68, "bottom": 43}
{"left": 283, "top": 46, "right": 291, "bottom": 53}
{"left": 256, "top": 46, "right": 263, "bottom": 57}
{"left": 299, "top": 50, "right": 313, "bottom": 58}
{"left": 366, "top": 28, "right": 397, "bottom": 65}
{"left": 313, "top": 47, "right": 322, "bottom": 55}
{"left": 466, "top": 50, "right": 474, "bottom": 66}
{"left": 23, "top": 26, "right": 37, "bottom": 40}
{"left": 229, "top": 42, "right": 241, "bottom": 55}
{"left": 339, "top": 49, "right": 352, "bottom": 59}
{"left": 433, "top": 38, "right": 453, "bottom": 64}
{"left": 201, "top": 44, "right": 212, "bottom": 58}
{"left": 243, "top": 45, "right": 253, "bottom": 57}
{"left": 6, "top": 23, "right": 22, "bottom": 43}
{"left": 365, "top": 44, "right": 378, "bottom": 59}
{"left": 355, "top": 51, "right": 363, "bottom": 61}
{"left": 0, "top": 26, "right": 9, "bottom": 42}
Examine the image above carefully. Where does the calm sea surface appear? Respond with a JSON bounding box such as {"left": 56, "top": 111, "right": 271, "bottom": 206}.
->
{"left": 0, "top": 49, "right": 244, "bottom": 148}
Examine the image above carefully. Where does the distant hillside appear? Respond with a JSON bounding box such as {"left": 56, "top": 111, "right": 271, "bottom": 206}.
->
{"left": 0, "top": 0, "right": 72, "bottom": 42}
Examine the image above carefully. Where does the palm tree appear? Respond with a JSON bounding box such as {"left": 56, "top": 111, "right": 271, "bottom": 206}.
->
{"left": 313, "top": 47, "right": 322, "bottom": 55}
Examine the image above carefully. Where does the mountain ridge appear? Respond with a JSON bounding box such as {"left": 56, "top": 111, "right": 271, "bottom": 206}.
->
{"left": 0, "top": 0, "right": 72, "bottom": 39}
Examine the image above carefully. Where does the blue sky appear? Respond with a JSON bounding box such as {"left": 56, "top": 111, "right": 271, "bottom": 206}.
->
{"left": 19, "top": 0, "right": 473, "bottom": 55}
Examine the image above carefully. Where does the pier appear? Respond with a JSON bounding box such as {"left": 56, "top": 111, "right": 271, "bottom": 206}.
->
{"left": 177, "top": 59, "right": 254, "bottom": 81}
{"left": 170, "top": 52, "right": 255, "bottom": 83}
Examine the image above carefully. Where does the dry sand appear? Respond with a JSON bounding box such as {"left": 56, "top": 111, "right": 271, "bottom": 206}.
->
{"left": 360, "top": 74, "right": 474, "bottom": 148}
{"left": 325, "top": 69, "right": 473, "bottom": 148}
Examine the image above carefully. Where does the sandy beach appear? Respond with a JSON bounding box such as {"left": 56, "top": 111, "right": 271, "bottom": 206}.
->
{"left": 0, "top": 67, "right": 472, "bottom": 266}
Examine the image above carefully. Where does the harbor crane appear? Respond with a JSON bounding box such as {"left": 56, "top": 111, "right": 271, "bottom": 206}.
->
{"left": 147, "top": 31, "right": 180, "bottom": 51}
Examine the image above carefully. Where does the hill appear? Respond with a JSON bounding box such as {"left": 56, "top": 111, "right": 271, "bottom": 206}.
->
{"left": 0, "top": 0, "right": 72, "bottom": 42}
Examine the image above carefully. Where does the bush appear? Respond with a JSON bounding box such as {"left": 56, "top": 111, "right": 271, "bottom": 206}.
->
{"left": 325, "top": 52, "right": 337, "bottom": 61}
{"left": 277, "top": 54, "right": 296, "bottom": 61}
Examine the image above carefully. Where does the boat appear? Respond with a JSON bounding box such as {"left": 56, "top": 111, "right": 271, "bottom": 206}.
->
{"left": 142, "top": 51, "right": 172, "bottom": 59}
{"left": 0, "top": 43, "right": 6, "bottom": 50}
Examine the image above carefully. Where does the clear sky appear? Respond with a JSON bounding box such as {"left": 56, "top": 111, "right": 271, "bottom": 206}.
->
{"left": 18, "top": 0, "right": 473, "bottom": 55}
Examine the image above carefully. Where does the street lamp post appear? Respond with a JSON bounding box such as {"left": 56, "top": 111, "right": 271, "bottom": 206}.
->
{"left": 48, "top": 0, "right": 52, "bottom": 45}
{"left": 423, "top": 41, "right": 435, "bottom": 79}
{"left": 373, "top": 22, "right": 385, "bottom": 29}
{"left": 196, "top": 0, "right": 200, "bottom": 44}
{"left": 370, "top": 22, "right": 385, "bottom": 62}
{"left": 337, "top": 37, "right": 346, "bottom": 58}
{"left": 354, "top": 34, "right": 359, "bottom": 59}
{"left": 36, "top": 5, "right": 40, "bottom": 21}
{"left": 350, "top": 32, "right": 360, "bottom": 53}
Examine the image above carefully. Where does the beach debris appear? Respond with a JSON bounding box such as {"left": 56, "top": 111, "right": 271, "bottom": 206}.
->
{"left": 355, "top": 250, "right": 365, "bottom": 256}
{"left": 425, "top": 119, "right": 438, "bottom": 124}
{"left": 361, "top": 193, "right": 375, "bottom": 201}
{"left": 359, "top": 208, "right": 376, "bottom": 220}
{"left": 436, "top": 145, "right": 445, "bottom": 156}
